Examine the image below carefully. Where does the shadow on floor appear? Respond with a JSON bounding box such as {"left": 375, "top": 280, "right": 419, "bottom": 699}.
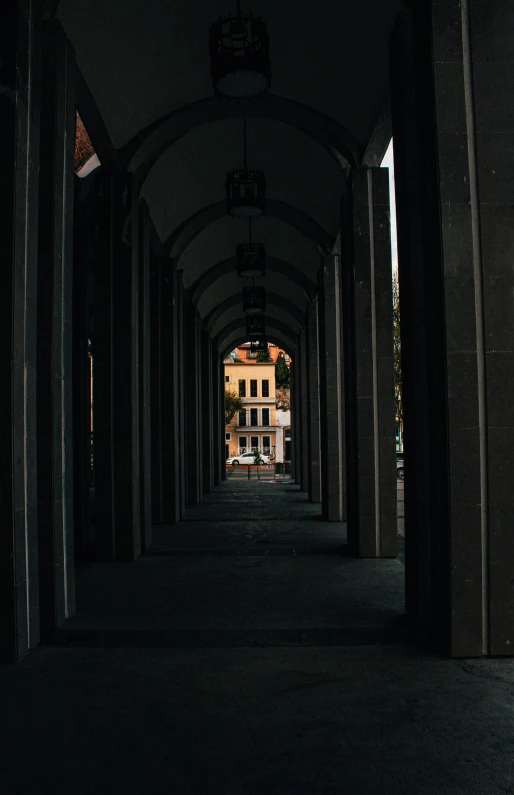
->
{"left": 1, "top": 481, "right": 513, "bottom": 794}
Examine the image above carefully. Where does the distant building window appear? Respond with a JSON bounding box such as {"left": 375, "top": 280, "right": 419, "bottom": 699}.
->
{"left": 225, "top": 375, "right": 230, "bottom": 382}
{"left": 262, "top": 408, "right": 270, "bottom": 426}
{"left": 262, "top": 379, "right": 269, "bottom": 397}
{"left": 263, "top": 435, "right": 271, "bottom": 453}
{"left": 285, "top": 429, "right": 291, "bottom": 439}
{"left": 239, "top": 436, "right": 247, "bottom": 453}
{"left": 238, "top": 411, "right": 247, "bottom": 426}
{"left": 225, "top": 433, "right": 232, "bottom": 441}
{"left": 247, "top": 351, "right": 257, "bottom": 359}
{"left": 250, "top": 379, "right": 258, "bottom": 397}
{"left": 284, "top": 354, "right": 290, "bottom": 362}
{"left": 250, "top": 408, "right": 258, "bottom": 426}
{"left": 238, "top": 379, "right": 246, "bottom": 397}
{"left": 251, "top": 436, "right": 259, "bottom": 450}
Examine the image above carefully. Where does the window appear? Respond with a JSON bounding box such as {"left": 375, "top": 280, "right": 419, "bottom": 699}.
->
{"left": 251, "top": 436, "right": 259, "bottom": 450}
{"left": 238, "top": 436, "right": 247, "bottom": 453}
{"left": 262, "top": 408, "right": 270, "bottom": 426}
{"left": 225, "top": 375, "right": 230, "bottom": 382}
{"left": 285, "top": 428, "right": 291, "bottom": 439}
{"left": 247, "top": 350, "right": 257, "bottom": 359}
{"left": 225, "top": 433, "right": 231, "bottom": 441}
{"left": 250, "top": 408, "right": 258, "bottom": 426}
{"left": 238, "top": 411, "right": 247, "bottom": 426}
{"left": 238, "top": 379, "right": 246, "bottom": 397}
{"left": 250, "top": 379, "right": 258, "bottom": 397}
{"left": 262, "top": 379, "right": 269, "bottom": 397}
{"left": 263, "top": 435, "right": 271, "bottom": 453}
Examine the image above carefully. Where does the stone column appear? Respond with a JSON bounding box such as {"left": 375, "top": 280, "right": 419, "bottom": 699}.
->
{"left": 93, "top": 170, "right": 141, "bottom": 561}
{"left": 318, "top": 255, "right": 344, "bottom": 521}
{"left": 184, "top": 303, "right": 203, "bottom": 505}
{"left": 201, "top": 330, "right": 214, "bottom": 495}
{"left": 291, "top": 362, "right": 301, "bottom": 485}
{"left": 0, "top": 0, "right": 41, "bottom": 661}
{"left": 391, "top": 1, "right": 514, "bottom": 656}
{"left": 73, "top": 178, "right": 94, "bottom": 561}
{"left": 306, "top": 302, "right": 322, "bottom": 503}
{"left": 349, "top": 168, "right": 397, "bottom": 558}
{"left": 220, "top": 359, "right": 227, "bottom": 482}
{"left": 37, "top": 21, "right": 76, "bottom": 637}
{"left": 176, "top": 276, "right": 187, "bottom": 515}
{"left": 150, "top": 257, "right": 180, "bottom": 524}
{"left": 212, "top": 351, "right": 222, "bottom": 487}
{"left": 299, "top": 331, "right": 310, "bottom": 492}
{"left": 138, "top": 202, "right": 152, "bottom": 551}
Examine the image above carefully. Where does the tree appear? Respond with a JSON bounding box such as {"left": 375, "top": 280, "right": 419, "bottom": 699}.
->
{"left": 392, "top": 275, "right": 403, "bottom": 427}
{"left": 256, "top": 348, "right": 271, "bottom": 362}
{"left": 275, "top": 351, "right": 290, "bottom": 387}
{"left": 276, "top": 386, "right": 290, "bottom": 412}
{"left": 225, "top": 388, "right": 245, "bottom": 425}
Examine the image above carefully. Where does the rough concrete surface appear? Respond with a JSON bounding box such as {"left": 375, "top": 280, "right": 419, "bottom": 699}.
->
{"left": 1, "top": 482, "right": 513, "bottom": 794}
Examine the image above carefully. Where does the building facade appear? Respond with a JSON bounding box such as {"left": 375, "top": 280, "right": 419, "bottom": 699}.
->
{"left": 225, "top": 361, "right": 278, "bottom": 460}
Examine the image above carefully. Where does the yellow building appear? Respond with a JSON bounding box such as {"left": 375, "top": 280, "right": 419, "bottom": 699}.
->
{"left": 224, "top": 361, "right": 277, "bottom": 460}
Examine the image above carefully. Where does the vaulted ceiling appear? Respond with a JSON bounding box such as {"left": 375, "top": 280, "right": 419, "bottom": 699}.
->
{"left": 58, "top": 0, "right": 402, "bottom": 351}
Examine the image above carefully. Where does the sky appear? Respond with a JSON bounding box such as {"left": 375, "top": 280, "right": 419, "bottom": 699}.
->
{"left": 380, "top": 139, "right": 398, "bottom": 273}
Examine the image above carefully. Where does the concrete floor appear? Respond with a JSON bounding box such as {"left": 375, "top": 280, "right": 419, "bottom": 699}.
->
{"left": 1, "top": 482, "right": 514, "bottom": 794}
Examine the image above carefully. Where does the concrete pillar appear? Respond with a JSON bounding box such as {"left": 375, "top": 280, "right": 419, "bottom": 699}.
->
{"left": 73, "top": 179, "right": 94, "bottom": 561}
{"left": 176, "top": 277, "right": 187, "bottom": 516}
{"left": 318, "top": 255, "right": 344, "bottom": 521}
{"left": 212, "top": 351, "right": 222, "bottom": 487}
{"left": 201, "top": 330, "right": 214, "bottom": 495}
{"left": 349, "top": 168, "right": 397, "bottom": 558}
{"left": 37, "top": 21, "right": 76, "bottom": 637}
{"left": 150, "top": 257, "right": 180, "bottom": 524}
{"left": 138, "top": 202, "right": 152, "bottom": 551}
{"left": 184, "top": 303, "right": 203, "bottom": 505}
{"left": 291, "top": 362, "right": 301, "bottom": 485}
{"left": 299, "top": 331, "right": 310, "bottom": 492}
{"left": 0, "top": 0, "right": 41, "bottom": 662}
{"left": 220, "top": 358, "right": 227, "bottom": 482}
{"left": 306, "top": 302, "right": 322, "bottom": 503}
{"left": 93, "top": 171, "right": 141, "bottom": 561}
{"left": 391, "top": 1, "right": 514, "bottom": 656}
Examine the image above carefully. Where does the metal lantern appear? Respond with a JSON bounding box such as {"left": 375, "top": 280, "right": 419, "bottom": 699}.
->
{"left": 226, "top": 168, "right": 266, "bottom": 218}
{"left": 250, "top": 337, "right": 268, "bottom": 353}
{"left": 236, "top": 242, "right": 266, "bottom": 278}
{"left": 243, "top": 286, "right": 266, "bottom": 315}
{"left": 209, "top": 5, "right": 271, "bottom": 98}
{"left": 246, "top": 314, "right": 265, "bottom": 339}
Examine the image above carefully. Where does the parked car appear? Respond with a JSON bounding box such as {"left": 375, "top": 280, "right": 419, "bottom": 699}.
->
{"left": 226, "top": 452, "right": 271, "bottom": 466}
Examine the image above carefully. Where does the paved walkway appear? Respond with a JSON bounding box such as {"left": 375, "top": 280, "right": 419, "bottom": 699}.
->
{"left": 1, "top": 482, "right": 513, "bottom": 793}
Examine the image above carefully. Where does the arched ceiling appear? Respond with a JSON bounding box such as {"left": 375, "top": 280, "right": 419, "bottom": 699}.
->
{"left": 58, "top": 0, "right": 402, "bottom": 150}
{"left": 197, "top": 271, "right": 307, "bottom": 332}
{"left": 58, "top": 0, "right": 401, "bottom": 347}
{"left": 178, "top": 216, "right": 322, "bottom": 291}
{"left": 141, "top": 118, "right": 344, "bottom": 242}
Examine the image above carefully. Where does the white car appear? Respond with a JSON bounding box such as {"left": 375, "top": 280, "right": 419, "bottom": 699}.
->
{"left": 226, "top": 452, "right": 271, "bottom": 466}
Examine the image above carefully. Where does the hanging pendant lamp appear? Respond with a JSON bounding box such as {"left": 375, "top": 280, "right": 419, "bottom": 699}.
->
{"left": 243, "top": 285, "right": 266, "bottom": 315}
{"left": 247, "top": 314, "right": 266, "bottom": 339}
{"left": 227, "top": 118, "right": 266, "bottom": 218}
{"left": 209, "top": 0, "right": 271, "bottom": 98}
{"left": 237, "top": 220, "right": 266, "bottom": 277}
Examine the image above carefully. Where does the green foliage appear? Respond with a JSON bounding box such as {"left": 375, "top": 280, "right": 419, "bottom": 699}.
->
{"left": 256, "top": 348, "right": 271, "bottom": 362}
{"left": 253, "top": 449, "right": 263, "bottom": 465}
{"left": 275, "top": 351, "right": 290, "bottom": 387}
{"left": 392, "top": 275, "right": 403, "bottom": 425}
{"left": 225, "top": 388, "right": 245, "bottom": 425}
{"left": 276, "top": 386, "right": 290, "bottom": 412}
